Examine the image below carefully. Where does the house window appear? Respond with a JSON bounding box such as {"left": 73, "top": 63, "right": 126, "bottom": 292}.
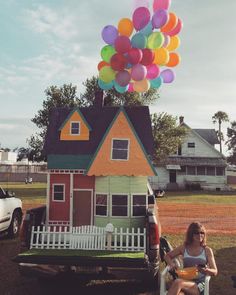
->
{"left": 52, "top": 184, "right": 65, "bottom": 201}
{"left": 180, "top": 166, "right": 186, "bottom": 173}
{"left": 188, "top": 142, "right": 195, "bottom": 148}
{"left": 216, "top": 167, "right": 224, "bottom": 176}
{"left": 95, "top": 194, "right": 108, "bottom": 216}
{"left": 206, "top": 166, "right": 215, "bottom": 176}
{"left": 111, "top": 139, "right": 129, "bottom": 160}
{"left": 132, "top": 195, "right": 147, "bottom": 217}
{"left": 187, "top": 166, "right": 196, "bottom": 175}
{"left": 70, "top": 122, "right": 80, "bottom": 135}
{"left": 111, "top": 194, "right": 128, "bottom": 217}
{"left": 197, "top": 166, "right": 206, "bottom": 175}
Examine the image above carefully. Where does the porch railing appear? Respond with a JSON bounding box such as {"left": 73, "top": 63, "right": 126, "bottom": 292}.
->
{"left": 30, "top": 224, "right": 146, "bottom": 252}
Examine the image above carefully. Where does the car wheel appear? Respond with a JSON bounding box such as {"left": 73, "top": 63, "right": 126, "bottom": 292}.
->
{"left": 8, "top": 211, "right": 21, "bottom": 238}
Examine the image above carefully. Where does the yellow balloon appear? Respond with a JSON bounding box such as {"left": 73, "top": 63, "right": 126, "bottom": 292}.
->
{"left": 118, "top": 18, "right": 134, "bottom": 37}
{"left": 99, "top": 66, "right": 116, "bottom": 83}
{"left": 153, "top": 48, "right": 170, "bottom": 66}
{"left": 133, "top": 79, "right": 150, "bottom": 93}
{"left": 166, "top": 36, "right": 180, "bottom": 51}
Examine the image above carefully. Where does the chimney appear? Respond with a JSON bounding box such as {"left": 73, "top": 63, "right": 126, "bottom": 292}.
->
{"left": 94, "top": 90, "right": 104, "bottom": 108}
{"left": 179, "top": 116, "right": 184, "bottom": 124}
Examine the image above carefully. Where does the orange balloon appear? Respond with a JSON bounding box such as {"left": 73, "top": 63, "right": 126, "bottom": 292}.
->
{"left": 97, "top": 61, "right": 110, "bottom": 71}
{"left": 166, "top": 52, "right": 181, "bottom": 67}
{"left": 133, "top": 79, "right": 150, "bottom": 93}
{"left": 161, "top": 12, "right": 178, "bottom": 33}
{"left": 118, "top": 18, "right": 134, "bottom": 37}
{"left": 153, "top": 48, "right": 169, "bottom": 66}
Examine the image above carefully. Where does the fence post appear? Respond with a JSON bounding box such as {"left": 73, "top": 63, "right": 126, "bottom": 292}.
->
{"left": 105, "top": 223, "right": 114, "bottom": 250}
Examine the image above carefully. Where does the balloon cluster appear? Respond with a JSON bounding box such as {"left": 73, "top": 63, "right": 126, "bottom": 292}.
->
{"left": 97, "top": 0, "right": 182, "bottom": 93}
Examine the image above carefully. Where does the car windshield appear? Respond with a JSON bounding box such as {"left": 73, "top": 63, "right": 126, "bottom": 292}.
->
{"left": 0, "top": 187, "right": 6, "bottom": 198}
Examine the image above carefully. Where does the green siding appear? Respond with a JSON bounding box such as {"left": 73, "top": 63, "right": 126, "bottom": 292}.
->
{"left": 94, "top": 176, "right": 147, "bottom": 229}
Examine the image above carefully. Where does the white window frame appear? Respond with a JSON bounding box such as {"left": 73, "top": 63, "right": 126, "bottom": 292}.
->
{"left": 111, "top": 194, "right": 129, "bottom": 218}
{"left": 94, "top": 193, "right": 108, "bottom": 217}
{"left": 111, "top": 138, "right": 130, "bottom": 161}
{"left": 131, "top": 194, "right": 147, "bottom": 217}
{"left": 70, "top": 121, "right": 80, "bottom": 135}
{"left": 52, "top": 184, "right": 65, "bottom": 202}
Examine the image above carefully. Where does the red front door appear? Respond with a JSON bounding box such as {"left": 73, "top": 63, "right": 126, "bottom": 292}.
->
{"left": 73, "top": 190, "right": 92, "bottom": 226}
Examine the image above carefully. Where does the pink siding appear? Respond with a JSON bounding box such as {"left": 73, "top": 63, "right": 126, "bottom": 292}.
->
{"left": 49, "top": 174, "right": 70, "bottom": 221}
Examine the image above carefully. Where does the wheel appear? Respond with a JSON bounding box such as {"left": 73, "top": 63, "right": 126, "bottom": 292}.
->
{"left": 8, "top": 211, "right": 21, "bottom": 238}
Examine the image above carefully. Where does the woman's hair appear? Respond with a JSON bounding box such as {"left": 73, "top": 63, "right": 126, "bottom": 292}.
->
{"left": 185, "top": 222, "right": 207, "bottom": 246}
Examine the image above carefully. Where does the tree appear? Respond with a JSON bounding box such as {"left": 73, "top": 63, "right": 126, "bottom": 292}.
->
{"left": 151, "top": 112, "right": 187, "bottom": 164}
{"left": 227, "top": 121, "right": 236, "bottom": 164}
{"left": 212, "top": 111, "right": 229, "bottom": 153}
{"left": 29, "top": 78, "right": 159, "bottom": 160}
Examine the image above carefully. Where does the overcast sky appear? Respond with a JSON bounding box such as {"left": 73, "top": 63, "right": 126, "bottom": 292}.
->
{"left": 0, "top": 0, "right": 235, "bottom": 154}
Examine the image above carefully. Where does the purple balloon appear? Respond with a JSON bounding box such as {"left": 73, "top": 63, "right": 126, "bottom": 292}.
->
{"left": 160, "top": 69, "right": 175, "bottom": 83}
{"left": 116, "top": 70, "right": 131, "bottom": 87}
{"left": 131, "top": 64, "right": 147, "bottom": 81}
{"left": 102, "top": 25, "right": 118, "bottom": 45}
{"left": 132, "top": 7, "right": 151, "bottom": 31}
{"left": 152, "top": 9, "right": 168, "bottom": 29}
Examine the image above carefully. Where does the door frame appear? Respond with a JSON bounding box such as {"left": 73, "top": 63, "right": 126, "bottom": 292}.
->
{"left": 72, "top": 189, "right": 93, "bottom": 226}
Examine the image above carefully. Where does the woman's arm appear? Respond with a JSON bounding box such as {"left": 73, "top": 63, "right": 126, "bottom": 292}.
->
{"left": 164, "top": 245, "right": 184, "bottom": 269}
{"left": 199, "top": 247, "right": 218, "bottom": 276}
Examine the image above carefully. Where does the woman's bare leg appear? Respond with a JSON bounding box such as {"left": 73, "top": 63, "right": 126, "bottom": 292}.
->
{"left": 167, "top": 279, "right": 200, "bottom": 295}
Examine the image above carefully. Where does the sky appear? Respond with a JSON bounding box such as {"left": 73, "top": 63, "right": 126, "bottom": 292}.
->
{"left": 0, "top": 0, "right": 235, "bottom": 154}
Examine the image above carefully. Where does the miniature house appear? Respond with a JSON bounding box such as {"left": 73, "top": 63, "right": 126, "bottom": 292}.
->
{"left": 44, "top": 94, "right": 156, "bottom": 230}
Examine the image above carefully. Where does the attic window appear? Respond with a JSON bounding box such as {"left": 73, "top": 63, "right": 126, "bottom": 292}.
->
{"left": 188, "top": 142, "right": 195, "bottom": 148}
{"left": 70, "top": 122, "right": 80, "bottom": 135}
{"left": 111, "top": 139, "right": 129, "bottom": 160}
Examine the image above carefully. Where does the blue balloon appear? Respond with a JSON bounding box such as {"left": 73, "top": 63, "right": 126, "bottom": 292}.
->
{"left": 140, "top": 21, "right": 153, "bottom": 37}
{"left": 131, "top": 33, "right": 147, "bottom": 49}
{"left": 114, "top": 81, "right": 129, "bottom": 93}
{"left": 150, "top": 76, "right": 163, "bottom": 89}
{"left": 98, "top": 79, "right": 114, "bottom": 90}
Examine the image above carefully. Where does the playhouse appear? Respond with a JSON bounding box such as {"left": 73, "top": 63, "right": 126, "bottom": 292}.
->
{"left": 44, "top": 92, "right": 156, "bottom": 231}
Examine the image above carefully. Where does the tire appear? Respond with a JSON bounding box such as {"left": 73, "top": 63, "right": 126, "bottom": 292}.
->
{"left": 8, "top": 211, "right": 21, "bottom": 238}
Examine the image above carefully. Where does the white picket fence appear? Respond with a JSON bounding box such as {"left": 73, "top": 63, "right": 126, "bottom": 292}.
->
{"left": 30, "top": 224, "right": 146, "bottom": 252}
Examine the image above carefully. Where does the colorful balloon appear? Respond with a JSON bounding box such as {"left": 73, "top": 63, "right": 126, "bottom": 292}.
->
{"left": 98, "top": 79, "right": 114, "bottom": 90}
{"left": 110, "top": 53, "right": 127, "bottom": 71}
{"left": 115, "top": 70, "right": 131, "bottom": 87}
{"left": 153, "top": 0, "right": 171, "bottom": 11}
{"left": 150, "top": 76, "right": 163, "bottom": 88}
{"left": 132, "top": 7, "right": 151, "bottom": 31}
{"left": 147, "top": 32, "right": 164, "bottom": 49}
{"left": 131, "top": 64, "right": 147, "bottom": 81}
{"left": 99, "top": 66, "right": 116, "bottom": 83}
{"left": 101, "top": 45, "right": 116, "bottom": 63}
{"left": 160, "top": 69, "right": 175, "bottom": 83}
{"left": 166, "top": 18, "right": 183, "bottom": 36}
{"left": 131, "top": 33, "right": 147, "bottom": 49}
{"left": 166, "top": 35, "right": 180, "bottom": 51}
{"left": 114, "top": 81, "right": 129, "bottom": 93}
{"left": 114, "top": 36, "right": 132, "bottom": 54}
{"left": 140, "top": 48, "right": 154, "bottom": 66}
{"left": 102, "top": 25, "right": 118, "bottom": 45}
{"left": 97, "top": 61, "right": 110, "bottom": 71}
{"left": 140, "top": 21, "right": 153, "bottom": 36}
{"left": 152, "top": 9, "right": 168, "bottom": 29}
{"left": 146, "top": 64, "right": 160, "bottom": 79}
{"left": 166, "top": 52, "right": 181, "bottom": 67}
{"left": 126, "top": 48, "right": 143, "bottom": 64}
{"left": 154, "top": 47, "right": 169, "bottom": 65}
{"left": 118, "top": 18, "right": 134, "bottom": 37}
{"left": 161, "top": 12, "right": 178, "bottom": 33}
{"left": 133, "top": 79, "right": 150, "bottom": 92}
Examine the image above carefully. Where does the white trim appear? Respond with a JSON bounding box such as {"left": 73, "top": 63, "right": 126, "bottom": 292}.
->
{"left": 70, "top": 173, "right": 73, "bottom": 227}
{"left": 72, "top": 189, "right": 93, "bottom": 226}
{"left": 70, "top": 121, "right": 80, "bottom": 135}
{"left": 94, "top": 192, "right": 109, "bottom": 217}
{"left": 52, "top": 183, "right": 65, "bottom": 202}
{"left": 131, "top": 193, "right": 147, "bottom": 218}
{"left": 111, "top": 138, "right": 130, "bottom": 161}
{"left": 46, "top": 173, "right": 50, "bottom": 226}
{"left": 110, "top": 194, "right": 129, "bottom": 218}
{"left": 49, "top": 169, "right": 85, "bottom": 174}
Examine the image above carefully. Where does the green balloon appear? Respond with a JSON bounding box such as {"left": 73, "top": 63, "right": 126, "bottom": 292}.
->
{"left": 99, "top": 66, "right": 116, "bottom": 83}
{"left": 147, "top": 32, "right": 164, "bottom": 49}
{"left": 101, "top": 45, "right": 116, "bottom": 63}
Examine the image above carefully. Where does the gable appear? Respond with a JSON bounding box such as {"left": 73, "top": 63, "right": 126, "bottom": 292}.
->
{"left": 87, "top": 109, "right": 156, "bottom": 176}
{"left": 59, "top": 109, "right": 91, "bottom": 141}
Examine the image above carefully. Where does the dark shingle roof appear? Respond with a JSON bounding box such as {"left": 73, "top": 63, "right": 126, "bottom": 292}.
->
{"left": 193, "top": 129, "right": 219, "bottom": 145}
{"left": 164, "top": 156, "right": 226, "bottom": 167}
{"left": 44, "top": 106, "right": 154, "bottom": 156}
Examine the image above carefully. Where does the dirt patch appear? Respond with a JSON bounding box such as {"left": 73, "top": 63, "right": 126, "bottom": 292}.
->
{"left": 158, "top": 203, "right": 236, "bottom": 235}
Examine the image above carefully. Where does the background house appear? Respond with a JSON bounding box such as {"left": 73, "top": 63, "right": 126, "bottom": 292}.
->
{"left": 150, "top": 117, "right": 228, "bottom": 191}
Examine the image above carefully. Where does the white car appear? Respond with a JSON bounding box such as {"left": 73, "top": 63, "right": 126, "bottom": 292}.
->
{"left": 0, "top": 186, "right": 22, "bottom": 238}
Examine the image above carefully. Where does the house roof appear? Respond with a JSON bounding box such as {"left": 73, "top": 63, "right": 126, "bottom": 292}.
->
{"left": 44, "top": 105, "right": 154, "bottom": 157}
{"left": 163, "top": 156, "right": 227, "bottom": 167}
{"left": 193, "top": 129, "right": 220, "bottom": 145}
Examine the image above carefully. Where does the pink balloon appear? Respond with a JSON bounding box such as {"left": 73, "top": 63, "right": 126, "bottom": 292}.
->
{"left": 153, "top": 0, "right": 171, "bottom": 12}
{"left": 146, "top": 64, "right": 160, "bottom": 79}
{"left": 110, "top": 53, "right": 127, "bottom": 71}
{"left": 140, "top": 48, "right": 154, "bottom": 66}
{"left": 114, "top": 36, "right": 132, "bottom": 54}
{"left": 126, "top": 48, "right": 143, "bottom": 64}
{"left": 166, "top": 18, "right": 183, "bottom": 36}
{"left": 131, "top": 64, "right": 147, "bottom": 81}
{"left": 115, "top": 70, "right": 131, "bottom": 87}
{"left": 132, "top": 7, "right": 151, "bottom": 31}
{"left": 128, "top": 83, "right": 134, "bottom": 92}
